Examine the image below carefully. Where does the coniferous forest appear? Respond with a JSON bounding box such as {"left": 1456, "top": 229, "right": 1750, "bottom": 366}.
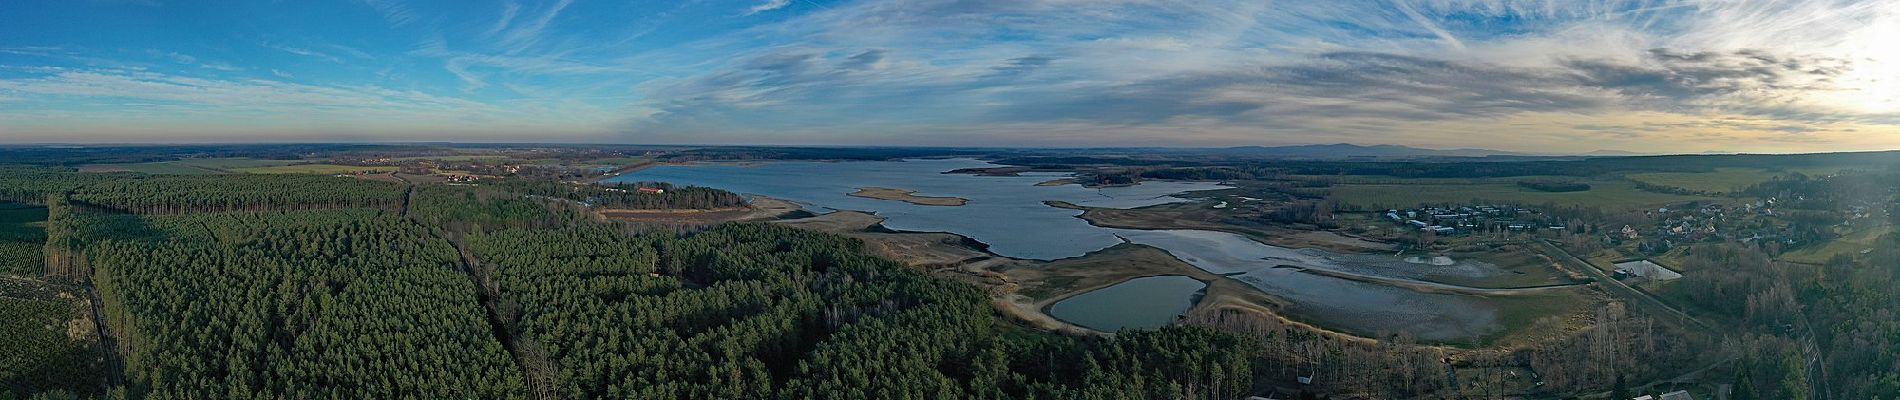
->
{"left": 0, "top": 165, "right": 1250, "bottom": 399}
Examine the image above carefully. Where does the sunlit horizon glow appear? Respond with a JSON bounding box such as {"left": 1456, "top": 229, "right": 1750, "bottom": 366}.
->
{"left": 2, "top": 0, "right": 1899, "bottom": 153}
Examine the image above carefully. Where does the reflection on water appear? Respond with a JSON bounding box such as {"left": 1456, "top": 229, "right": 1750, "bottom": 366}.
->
{"left": 1048, "top": 275, "right": 1205, "bottom": 332}
{"left": 617, "top": 159, "right": 1503, "bottom": 340}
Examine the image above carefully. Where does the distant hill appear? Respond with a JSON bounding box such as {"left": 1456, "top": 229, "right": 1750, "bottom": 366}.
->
{"left": 1202, "top": 143, "right": 1532, "bottom": 159}
{"left": 1581, "top": 149, "right": 1653, "bottom": 156}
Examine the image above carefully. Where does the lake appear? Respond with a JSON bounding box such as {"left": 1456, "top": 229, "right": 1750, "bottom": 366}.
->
{"left": 613, "top": 159, "right": 1507, "bottom": 340}
{"left": 615, "top": 158, "right": 1228, "bottom": 260}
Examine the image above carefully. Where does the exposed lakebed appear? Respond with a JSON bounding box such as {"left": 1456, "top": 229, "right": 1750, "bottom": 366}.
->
{"left": 613, "top": 159, "right": 1522, "bottom": 340}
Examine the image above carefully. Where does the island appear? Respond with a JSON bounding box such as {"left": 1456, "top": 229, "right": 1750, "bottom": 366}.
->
{"left": 848, "top": 186, "right": 969, "bottom": 206}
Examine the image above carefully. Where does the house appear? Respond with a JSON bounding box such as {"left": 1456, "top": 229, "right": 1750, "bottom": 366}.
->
{"left": 1658, "top": 390, "right": 1694, "bottom": 400}
{"left": 636, "top": 187, "right": 666, "bottom": 194}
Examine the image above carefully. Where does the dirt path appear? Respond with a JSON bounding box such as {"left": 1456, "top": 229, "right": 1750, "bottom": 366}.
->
{"left": 389, "top": 174, "right": 555, "bottom": 398}
{"left": 391, "top": 173, "right": 415, "bottom": 218}
{"left": 442, "top": 236, "right": 559, "bottom": 400}
{"left": 82, "top": 284, "right": 124, "bottom": 390}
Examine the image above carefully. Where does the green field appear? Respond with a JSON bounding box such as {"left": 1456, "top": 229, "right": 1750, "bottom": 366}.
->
{"left": 1625, "top": 168, "right": 1783, "bottom": 194}
{"left": 1779, "top": 224, "right": 1893, "bottom": 265}
{"left": 234, "top": 164, "right": 398, "bottom": 174}
{"left": 1329, "top": 179, "right": 1721, "bottom": 212}
{"left": 80, "top": 158, "right": 299, "bottom": 175}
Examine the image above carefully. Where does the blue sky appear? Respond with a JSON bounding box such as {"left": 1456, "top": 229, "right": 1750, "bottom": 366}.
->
{"left": 2, "top": 0, "right": 1898, "bottom": 152}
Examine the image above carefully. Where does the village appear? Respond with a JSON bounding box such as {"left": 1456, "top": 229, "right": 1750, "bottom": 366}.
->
{"left": 1381, "top": 204, "right": 1567, "bottom": 237}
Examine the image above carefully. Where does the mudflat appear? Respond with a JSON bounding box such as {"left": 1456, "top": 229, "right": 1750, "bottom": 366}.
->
{"left": 848, "top": 187, "right": 969, "bottom": 206}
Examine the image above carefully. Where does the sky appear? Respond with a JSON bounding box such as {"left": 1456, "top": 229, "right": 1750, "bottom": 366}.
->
{"left": 2, "top": 0, "right": 1899, "bottom": 153}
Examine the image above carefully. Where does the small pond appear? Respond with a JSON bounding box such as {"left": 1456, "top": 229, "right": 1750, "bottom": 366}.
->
{"left": 1048, "top": 275, "right": 1205, "bottom": 332}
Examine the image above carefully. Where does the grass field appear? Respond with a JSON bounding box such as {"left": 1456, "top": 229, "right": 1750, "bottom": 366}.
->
{"left": 1779, "top": 224, "right": 1893, "bottom": 265}
{"left": 79, "top": 157, "right": 299, "bottom": 175}
{"left": 233, "top": 164, "right": 398, "bottom": 174}
{"left": 1625, "top": 168, "right": 1782, "bottom": 194}
{"left": 1484, "top": 291, "right": 1585, "bottom": 346}
{"left": 1329, "top": 179, "right": 1721, "bottom": 212}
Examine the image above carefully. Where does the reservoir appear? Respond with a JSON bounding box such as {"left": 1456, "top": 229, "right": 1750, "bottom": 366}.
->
{"left": 614, "top": 158, "right": 1226, "bottom": 260}
{"left": 613, "top": 159, "right": 1509, "bottom": 341}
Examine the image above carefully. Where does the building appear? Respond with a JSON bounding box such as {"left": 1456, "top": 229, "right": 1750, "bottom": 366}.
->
{"left": 636, "top": 187, "right": 666, "bottom": 194}
{"left": 1658, "top": 390, "right": 1694, "bottom": 400}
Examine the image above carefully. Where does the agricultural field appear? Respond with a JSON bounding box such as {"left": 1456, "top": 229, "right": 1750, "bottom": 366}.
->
{"left": 388, "top": 155, "right": 510, "bottom": 162}
{"left": 78, "top": 157, "right": 298, "bottom": 175}
{"left": 232, "top": 164, "right": 398, "bottom": 174}
{"left": 1624, "top": 167, "right": 1785, "bottom": 194}
{"left": 0, "top": 203, "right": 47, "bottom": 276}
{"left": 1328, "top": 179, "right": 1721, "bottom": 212}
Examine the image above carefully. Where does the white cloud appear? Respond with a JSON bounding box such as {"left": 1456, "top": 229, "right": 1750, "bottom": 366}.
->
{"left": 264, "top": 43, "right": 344, "bottom": 63}
{"left": 744, "top": 0, "right": 791, "bottom": 16}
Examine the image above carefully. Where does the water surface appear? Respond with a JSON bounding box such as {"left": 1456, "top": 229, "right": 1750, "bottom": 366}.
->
{"left": 615, "top": 159, "right": 1226, "bottom": 259}
{"left": 618, "top": 159, "right": 1507, "bottom": 340}
{"left": 1048, "top": 275, "right": 1205, "bottom": 332}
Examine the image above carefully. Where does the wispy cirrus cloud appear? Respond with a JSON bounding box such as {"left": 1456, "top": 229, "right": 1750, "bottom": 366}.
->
{"left": 616, "top": 0, "right": 1900, "bottom": 152}
{"left": 744, "top": 0, "right": 791, "bottom": 16}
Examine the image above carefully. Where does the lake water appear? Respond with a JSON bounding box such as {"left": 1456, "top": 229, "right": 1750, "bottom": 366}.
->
{"left": 614, "top": 158, "right": 1228, "bottom": 260}
{"left": 1047, "top": 275, "right": 1205, "bottom": 332}
{"left": 614, "top": 159, "right": 1505, "bottom": 340}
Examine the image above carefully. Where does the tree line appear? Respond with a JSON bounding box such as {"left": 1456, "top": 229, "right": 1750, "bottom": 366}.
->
{"left": 485, "top": 179, "right": 747, "bottom": 210}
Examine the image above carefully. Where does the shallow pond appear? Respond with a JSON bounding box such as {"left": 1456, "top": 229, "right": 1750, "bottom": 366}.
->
{"left": 1047, "top": 275, "right": 1205, "bottom": 332}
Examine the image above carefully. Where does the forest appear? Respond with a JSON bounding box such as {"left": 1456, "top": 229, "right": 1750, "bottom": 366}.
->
{"left": 0, "top": 165, "right": 1253, "bottom": 399}
{"left": 6, "top": 144, "right": 1900, "bottom": 399}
